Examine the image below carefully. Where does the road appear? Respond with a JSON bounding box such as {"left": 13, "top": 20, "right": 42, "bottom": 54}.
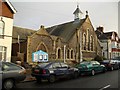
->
{"left": 16, "top": 70, "right": 119, "bottom": 89}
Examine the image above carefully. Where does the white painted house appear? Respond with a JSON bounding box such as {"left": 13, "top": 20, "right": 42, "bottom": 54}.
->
{"left": 96, "top": 26, "right": 120, "bottom": 59}
{"left": 0, "top": 0, "right": 16, "bottom": 62}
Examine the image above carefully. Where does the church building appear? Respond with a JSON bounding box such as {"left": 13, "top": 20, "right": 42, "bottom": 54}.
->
{"left": 27, "top": 5, "right": 102, "bottom": 64}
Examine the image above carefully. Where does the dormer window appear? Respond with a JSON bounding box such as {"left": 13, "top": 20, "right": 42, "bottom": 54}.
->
{"left": 0, "top": 17, "right": 5, "bottom": 38}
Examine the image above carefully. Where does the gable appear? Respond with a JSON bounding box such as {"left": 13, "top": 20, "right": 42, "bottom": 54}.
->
{"left": 36, "top": 26, "right": 49, "bottom": 36}
{"left": 0, "top": 2, "right": 13, "bottom": 18}
{"left": 0, "top": 0, "right": 16, "bottom": 18}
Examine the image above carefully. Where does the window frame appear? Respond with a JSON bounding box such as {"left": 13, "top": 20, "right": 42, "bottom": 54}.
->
{"left": 0, "top": 17, "right": 5, "bottom": 39}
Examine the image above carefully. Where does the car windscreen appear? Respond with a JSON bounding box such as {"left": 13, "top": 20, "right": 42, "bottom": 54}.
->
{"left": 80, "top": 62, "right": 90, "bottom": 65}
{"left": 37, "top": 63, "right": 49, "bottom": 68}
{"left": 2, "top": 62, "right": 23, "bottom": 71}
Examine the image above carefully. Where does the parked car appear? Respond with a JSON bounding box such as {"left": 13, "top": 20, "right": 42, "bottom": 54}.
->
{"left": 112, "top": 57, "right": 120, "bottom": 68}
{"left": 31, "top": 62, "right": 79, "bottom": 83}
{"left": 75, "top": 61, "right": 106, "bottom": 76}
{"left": 100, "top": 60, "right": 119, "bottom": 71}
{"left": 1, "top": 61, "right": 26, "bottom": 90}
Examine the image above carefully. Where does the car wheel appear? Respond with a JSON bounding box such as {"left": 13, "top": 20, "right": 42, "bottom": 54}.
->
{"left": 74, "top": 72, "right": 79, "bottom": 78}
{"left": 102, "top": 68, "right": 106, "bottom": 73}
{"left": 3, "top": 79, "right": 15, "bottom": 90}
{"left": 48, "top": 75, "right": 56, "bottom": 83}
{"left": 91, "top": 70, "right": 95, "bottom": 76}
{"left": 111, "top": 67, "right": 114, "bottom": 71}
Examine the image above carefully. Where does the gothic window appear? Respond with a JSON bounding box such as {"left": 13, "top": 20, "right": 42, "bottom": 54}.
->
{"left": 57, "top": 48, "right": 61, "bottom": 59}
{"left": 87, "top": 29, "right": 90, "bottom": 50}
{"left": 37, "top": 43, "right": 47, "bottom": 52}
{"left": 90, "top": 36, "right": 94, "bottom": 51}
{"left": 67, "top": 49, "right": 70, "bottom": 59}
{"left": 71, "top": 50, "right": 74, "bottom": 59}
{"left": 0, "top": 17, "right": 5, "bottom": 38}
{"left": 83, "top": 33, "right": 86, "bottom": 50}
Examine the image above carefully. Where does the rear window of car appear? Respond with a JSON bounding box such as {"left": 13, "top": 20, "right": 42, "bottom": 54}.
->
{"left": 102, "top": 60, "right": 110, "bottom": 63}
{"left": 2, "top": 62, "right": 23, "bottom": 71}
{"left": 38, "top": 63, "right": 49, "bottom": 68}
{"left": 80, "top": 62, "right": 90, "bottom": 65}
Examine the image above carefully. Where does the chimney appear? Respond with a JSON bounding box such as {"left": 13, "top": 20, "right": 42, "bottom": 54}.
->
{"left": 96, "top": 26, "right": 104, "bottom": 33}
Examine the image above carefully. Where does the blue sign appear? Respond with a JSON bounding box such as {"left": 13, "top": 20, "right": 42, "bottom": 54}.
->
{"left": 32, "top": 50, "right": 48, "bottom": 62}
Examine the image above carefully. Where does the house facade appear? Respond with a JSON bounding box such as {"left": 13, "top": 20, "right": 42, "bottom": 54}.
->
{"left": 12, "top": 26, "right": 35, "bottom": 63}
{"left": 95, "top": 26, "right": 120, "bottom": 59}
{"left": 27, "top": 6, "right": 102, "bottom": 64}
{"left": 0, "top": 0, "right": 16, "bottom": 62}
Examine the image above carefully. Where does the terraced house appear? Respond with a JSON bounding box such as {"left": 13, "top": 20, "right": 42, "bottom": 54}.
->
{"left": 26, "top": 5, "right": 102, "bottom": 64}
{"left": 95, "top": 26, "right": 120, "bottom": 59}
{"left": 0, "top": 0, "right": 16, "bottom": 62}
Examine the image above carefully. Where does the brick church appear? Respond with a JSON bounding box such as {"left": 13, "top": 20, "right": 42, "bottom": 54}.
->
{"left": 26, "top": 5, "right": 102, "bottom": 64}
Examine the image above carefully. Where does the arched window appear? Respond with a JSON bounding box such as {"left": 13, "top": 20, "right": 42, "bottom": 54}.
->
{"left": 37, "top": 43, "right": 47, "bottom": 52}
{"left": 71, "top": 50, "right": 74, "bottom": 59}
{"left": 0, "top": 17, "right": 5, "bottom": 38}
{"left": 58, "top": 48, "right": 61, "bottom": 59}
{"left": 87, "top": 29, "right": 90, "bottom": 50}
{"left": 90, "top": 36, "right": 94, "bottom": 51}
{"left": 83, "top": 33, "right": 86, "bottom": 50}
{"left": 67, "top": 49, "right": 70, "bottom": 59}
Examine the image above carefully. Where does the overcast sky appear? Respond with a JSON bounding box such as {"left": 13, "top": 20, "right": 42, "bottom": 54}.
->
{"left": 9, "top": 0, "right": 119, "bottom": 33}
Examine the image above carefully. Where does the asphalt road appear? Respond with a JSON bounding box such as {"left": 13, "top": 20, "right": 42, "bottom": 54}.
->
{"left": 16, "top": 70, "right": 119, "bottom": 89}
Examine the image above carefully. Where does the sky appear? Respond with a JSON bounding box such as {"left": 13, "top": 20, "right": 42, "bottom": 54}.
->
{"left": 9, "top": 0, "right": 119, "bottom": 33}
{"left": 118, "top": 1, "right": 120, "bottom": 37}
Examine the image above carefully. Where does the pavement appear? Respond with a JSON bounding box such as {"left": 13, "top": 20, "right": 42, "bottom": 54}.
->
{"left": 22, "top": 69, "right": 36, "bottom": 82}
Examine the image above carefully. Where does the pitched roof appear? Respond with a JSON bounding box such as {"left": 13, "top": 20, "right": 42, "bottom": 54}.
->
{"left": 12, "top": 26, "right": 36, "bottom": 43}
{"left": 3, "top": 0, "right": 17, "bottom": 14}
{"left": 73, "top": 5, "right": 83, "bottom": 14}
{"left": 46, "top": 19, "right": 86, "bottom": 42}
{"left": 96, "top": 31, "right": 119, "bottom": 40}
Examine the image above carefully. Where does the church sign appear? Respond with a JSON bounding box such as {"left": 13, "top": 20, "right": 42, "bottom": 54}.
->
{"left": 32, "top": 50, "right": 48, "bottom": 62}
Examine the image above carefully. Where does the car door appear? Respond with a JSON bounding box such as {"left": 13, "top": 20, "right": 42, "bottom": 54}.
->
{"left": 61, "top": 63, "right": 74, "bottom": 76}
{"left": 52, "top": 62, "right": 64, "bottom": 78}
{"left": 2, "top": 62, "right": 24, "bottom": 81}
{"left": 92, "top": 61, "right": 102, "bottom": 73}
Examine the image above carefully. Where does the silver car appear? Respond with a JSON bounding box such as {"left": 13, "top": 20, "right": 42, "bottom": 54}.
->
{"left": 0, "top": 61, "right": 26, "bottom": 90}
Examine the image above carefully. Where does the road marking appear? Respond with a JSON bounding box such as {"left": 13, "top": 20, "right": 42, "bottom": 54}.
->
{"left": 99, "top": 85, "right": 111, "bottom": 90}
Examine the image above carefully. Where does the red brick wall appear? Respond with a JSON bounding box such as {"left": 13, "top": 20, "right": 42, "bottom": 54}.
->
{"left": 0, "top": 2, "right": 13, "bottom": 18}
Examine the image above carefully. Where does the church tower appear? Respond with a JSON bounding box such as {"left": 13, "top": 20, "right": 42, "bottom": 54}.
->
{"left": 73, "top": 4, "right": 83, "bottom": 21}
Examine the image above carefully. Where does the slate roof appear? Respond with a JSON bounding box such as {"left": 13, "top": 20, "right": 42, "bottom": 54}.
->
{"left": 46, "top": 19, "right": 86, "bottom": 42}
{"left": 95, "top": 30, "right": 119, "bottom": 40}
{"left": 12, "top": 26, "right": 36, "bottom": 43}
